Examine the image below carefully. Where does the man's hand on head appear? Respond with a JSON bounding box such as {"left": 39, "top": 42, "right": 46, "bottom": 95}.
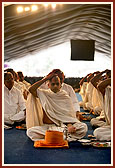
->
{"left": 44, "top": 72, "right": 57, "bottom": 81}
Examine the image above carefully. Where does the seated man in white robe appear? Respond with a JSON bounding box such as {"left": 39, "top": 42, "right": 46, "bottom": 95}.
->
{"left": 90, "top": 70, "right": 111, "bottom": 127}
{"left": 90, "top": 71, "right": 107, "bottom": 116}
{"left": 13, "top": 71, "right": 28, "bottom": 100}
{"left": 17, "top": 71, "right": 31, "bottom": 100}
{"left": 26, "top": 72, "right": 87, "bottom": 142}
{"left": 40, "top": 69, "right": 82, "bottom": 120}
{"left": 4, "top": 72, "right": 26, "bottom": 126}
{"left": 79, "top": 73, "right": 91, "bottom": 108}
{"left": 80, "top": 72, "right": 100, "bottom": 113}
{"left": 17, "top": 71, "right": 31, "bottom": 90}
{"left": 4, "top": 68, "right": 28, "bottom": 100}
{"left": 93, "top": 81, "right": 111, "bottom": 141}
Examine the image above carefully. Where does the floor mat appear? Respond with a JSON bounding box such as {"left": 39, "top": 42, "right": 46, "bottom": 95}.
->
{"left": 4, "top": 93, "right": 111, "bottom": 165}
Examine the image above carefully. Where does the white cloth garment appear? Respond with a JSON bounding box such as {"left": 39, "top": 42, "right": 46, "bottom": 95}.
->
{"left": 90, "top": 117, "right": 107, "bottom": 127}
{"left": 79, "top": 82, "right": 87, "bottom": 102}
{"left": 4, "top": 85, "right": 26, "bottom": 125}
{"left": 84, "top": 82, "right": 94, "bottom": 111}
{"left": 79, "top": 82, "right": 87, "bottom": 107}
{"left": 14, "top": 81, "right": 26, "bottom": 95}
{"left": 90, "top": 86, "right": 110, "bottom": 127}
{"left": 91, "top": 87, "right": 103, "bottom": 115}
{"left": 61, "top": 83, "right": 80, "bottom": 112}
{"left": 93, "top": 125, "right": 111, "bottom": 141}
{"left": 27, "top": 122, "right": 88, "bottom": 142}
{"left": 22, "top": 80, "right": 31, "bottom": 91}
{"left": 26, "top": 93, "right": 43, "bottom": 129}
{"left": 104, "top": 86, "right": 111, "bottom": 125}
{"left": 10, "top": 111, "right": 25, "bottom": 121}
{"left": 37, "top": 89, "right": 78, "bottom": 125}
{"left": 40, "top": 82, "right": 80, "bottom": 112}
{"left": 93, "top": 86, "right": 111, "bottom": 141}
{"left": 79, "top": 82, "right": 94, "bottom": 111}
{"left": 26, "top": 88, "right": 87, "bottom": 141}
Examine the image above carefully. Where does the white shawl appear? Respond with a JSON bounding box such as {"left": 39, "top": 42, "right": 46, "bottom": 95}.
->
{"left": 104, "top": 86, "right": 111, "bottom": 125}
{"left": 37, "top": 89, "right": 79, "bottom": 125}
{"left": 26, "top": 89, "right": 79, "bottom": 129}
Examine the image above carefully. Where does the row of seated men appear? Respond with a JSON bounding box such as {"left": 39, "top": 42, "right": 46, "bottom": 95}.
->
{"left": 4, "top": 69, "right": 31, "bottom": 125}
{"left": 4, "top": 68, "right": 111, "bottom": 143}
{"left": 79, "top": 69, "right": 111, "bottom": 141}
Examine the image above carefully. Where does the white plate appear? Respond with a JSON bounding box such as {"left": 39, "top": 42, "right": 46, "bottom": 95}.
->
{"left": 78, "top": 139, "right": 91, "bottom": 143}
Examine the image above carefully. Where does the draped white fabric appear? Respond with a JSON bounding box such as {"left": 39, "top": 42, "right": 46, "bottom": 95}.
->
{"left": 37, "top": 89, "right": 78, "bottom": 125}
{"left": 104, "top": 86, "right": 111, "bottom": 125}
{"left": 26, "top": 93, "right": 43, "bottom": 129}
{"left": 26, "top": 89, "right": 88, "bottom": 141}
{"left": 4, "top": 85, "right": 26, "bottom": 124}
{"left": 93, "top": 86, "right": 111, "bottom": 141}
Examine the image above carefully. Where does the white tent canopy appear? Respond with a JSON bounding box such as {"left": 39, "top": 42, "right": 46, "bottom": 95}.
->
{"left": 5, "top": 41, "right": 111, "bottom": 77}
{"left": 4, "top": 3, "right": 112, "bottom": 77}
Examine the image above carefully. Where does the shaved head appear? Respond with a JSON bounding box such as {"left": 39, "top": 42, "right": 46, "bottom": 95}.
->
{"left": 48, "top": 75, "right": 61, "bottom": 93}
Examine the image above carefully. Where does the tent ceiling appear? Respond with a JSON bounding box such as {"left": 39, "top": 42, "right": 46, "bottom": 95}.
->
{"left": 4, "top": 3, "right": 111, "bottom": 62}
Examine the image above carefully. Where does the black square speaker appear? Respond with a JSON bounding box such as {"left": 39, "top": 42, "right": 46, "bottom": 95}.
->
{"left": 71, "top": 40, "right": 95, "bottom": 61}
